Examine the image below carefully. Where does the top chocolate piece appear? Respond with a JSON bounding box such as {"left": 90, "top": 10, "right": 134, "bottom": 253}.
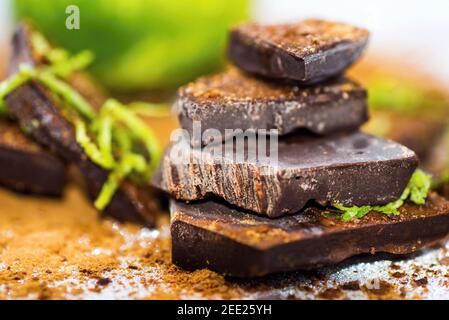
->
{"left": 228, "top": 19, "right": 369, "bottom": 83}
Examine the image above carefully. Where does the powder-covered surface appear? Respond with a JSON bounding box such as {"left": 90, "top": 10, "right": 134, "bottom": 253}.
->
{"left": 233, "top": 19, "right": 369, "bottom": 59}
{"left": 2, "top": 180, "right": 449, "bottom": 300}
{"left": 180, "top": 68, "right": 364, "bottom": 105}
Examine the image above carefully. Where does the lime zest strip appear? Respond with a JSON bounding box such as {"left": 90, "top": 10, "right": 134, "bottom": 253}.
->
{"left": 113, "top": 125, "right": 133, "bottom": 153}
{"left": 36, "top": 71, "right": 96, "bottom": 120}
{"left": 75, "top": 120, "right": 115, "bottom": 169}
{"left": 0, "top": 29, "right": 163, "bottom": 212}
{"left": 103, "top": 99, "right": 161, "bottom": 176}
{"left": 96, "top": 115, "right": 116, "bottom": 167}
{"left": 333, "top": 169, "right": 431, "bottom": 222}
{"left": 94, "top": 153, "right": 147, "bottom": 210}
{"left": 0, "top": 65, "right": 35, "bottom": 114}
{"left": 31, "top": 31, "right": 60, "bottom": 60}
{"left": 48, "top": 50, "right": 95, "bottom": 78}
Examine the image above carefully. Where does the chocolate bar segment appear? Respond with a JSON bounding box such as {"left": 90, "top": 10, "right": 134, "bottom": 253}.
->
{"left": 0, "top": 119, "right": 66, "bottom": 196}
{"left": 154, "top": 132, "right": 418, "bottom": 217}
{"left": 5, "top": 23, "right": 158, "bottom": 227}
{"left": 228, "top": 19, "right": 369, "bottom": 83}
{"left": 177, "top": 68, "right": 368, "bottom": 146}
{"left": 171, "top": 193, "right": 449, "bottom": 277}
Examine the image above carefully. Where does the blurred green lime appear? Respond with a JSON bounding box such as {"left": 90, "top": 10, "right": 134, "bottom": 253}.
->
{"left": 13, "top": 0, "right": 250, "bottom": 92}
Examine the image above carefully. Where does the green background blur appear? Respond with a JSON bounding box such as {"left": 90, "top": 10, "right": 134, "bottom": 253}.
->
{"left": 13, "top": 0, "right": 250, "bottom": 92}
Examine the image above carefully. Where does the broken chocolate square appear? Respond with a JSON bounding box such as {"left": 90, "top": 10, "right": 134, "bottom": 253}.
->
{"left": 0, "top": 119, "right": 66, "bottom": 196}
{"left": 154, "top": 131, "right": 418, "bottom": 217}
{"left": 177, "top": 68, "right": 368, "bottom": 146}
{"left": 228, "top": 19, "right": 369, "bottom": 83}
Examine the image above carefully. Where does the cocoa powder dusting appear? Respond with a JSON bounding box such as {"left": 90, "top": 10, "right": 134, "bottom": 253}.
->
{"left": 0, "top": 178, "right": 246, "bottom": 300}
{"left": 182, "top": 67, "right": 363, "bottom": 105}
{"left": 2, "top": 170, "right": 449, "bottom": 300}
{"left": 234, "top": 19, "right": 369, "bottom": 58}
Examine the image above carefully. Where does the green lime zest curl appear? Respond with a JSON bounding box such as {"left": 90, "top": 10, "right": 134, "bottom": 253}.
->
{"left": 102, "top": 99, "right": 161, "bottom": 177}
{"left": 31, "top": 30, "right": 69, "bottom": 65}
{"left": 32, "top": 28, "right": 95, "bottom": 78}
{"left": 0, "top": 65, "right": 35, "bottom": 115}
{"left": 31, "top": 31, "right": 59, "bottom": 59}
{"left": 95, "top": 115, "right": 115, "bottom": 167}
{"left": 75, "top": 120, "right": 115, "bottom": 169}
{"left": 94, "top": 153, "right": 146, "bottom": 210}
{"left": 333, "top": 169, "right": 431, "bottom": 222}
{"left": 48, "top": 50, "right": 95, "bottom": 78}
{"left": 36, "top": 71, "right": 96, "bottom": 120}
{"left": 0, "top": 30, "right": 162, "bottom": 212}
{"left": 113, "top": 125, "right": 133, "bottom": 154}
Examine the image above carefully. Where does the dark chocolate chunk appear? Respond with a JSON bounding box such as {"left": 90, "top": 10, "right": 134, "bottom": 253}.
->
{"left": 171, "top": 192, "right": 449, "bottom": 277}
{"left": 154, "top": 131, "right": 418, "bottom": 217}
{"left": 0, "top": 119, "right": 66, "bottom": 196}
{"left": 5, "top": 23, "right": 158, "bottom": 227}
{"left": 177, "top": 68, "right": 368, "bottom": 146}
{"left": 228, "top": 19, "right": 369, "bottom": 83}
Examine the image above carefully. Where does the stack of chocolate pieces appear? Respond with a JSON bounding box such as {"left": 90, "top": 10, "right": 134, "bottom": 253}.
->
{"left": 153, "top": 19, "right": 449, "bottom": 277}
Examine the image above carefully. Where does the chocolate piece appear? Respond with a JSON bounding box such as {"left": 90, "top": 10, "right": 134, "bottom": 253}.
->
{"left": 171, "top": 192, "right": 449, "bottom": 277}
{"left": 0, "top": 119, "right": 66, "bottom": 196}
{"left": 177, "top": 68, "right": 368, "bottom": 146}
{"left": 228, "top": 19, "right": 369, "bottom": 83}
{"left": 5, "top": 23, "right": 158, "bottom": 227}
{"left": 154, "top": 131, "right": 418, "bottom": 217}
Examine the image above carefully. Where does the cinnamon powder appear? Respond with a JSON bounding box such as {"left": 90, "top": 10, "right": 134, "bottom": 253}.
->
{"left": 0, "top": 177, "right": 247, "bottom": 299}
